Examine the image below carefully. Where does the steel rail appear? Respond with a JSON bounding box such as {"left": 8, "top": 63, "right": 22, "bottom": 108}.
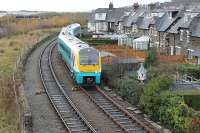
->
{"left": 81, "top": 86, "right": 158, "bottom": 133}
{"left": 39, "top": 39, "right": 97, "bottom": 133}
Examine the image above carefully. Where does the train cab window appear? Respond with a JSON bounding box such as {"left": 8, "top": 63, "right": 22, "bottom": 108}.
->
{"left": 79, "top": 48, "right": 99, "bottom": 65}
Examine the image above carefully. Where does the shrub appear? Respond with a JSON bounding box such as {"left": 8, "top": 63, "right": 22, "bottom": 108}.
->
{"left": 140, "top": 75, "right": 173, "bottom": 120}
{"left": 140, "top": 74, "right": 197, "bottom": 132}
{"left": 116, "top": 76, "right": 141, "bottom": 104}
{"left": 158, "top": 91, "right": 193, "bottom": 132}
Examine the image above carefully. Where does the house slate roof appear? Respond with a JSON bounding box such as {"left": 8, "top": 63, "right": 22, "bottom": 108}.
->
{"left": 88, "top": 11, "right": 95, "bottom": 23}
{"left": 167, "top": 10, "right": 188, "bottom": 33}
{"left": 106, "top": 8, "right": 131, "bottom": 22}
{"left": 95, "top": 8, "right": 108, "bottom": 13}
{"left": 168, "top": 13, "right": 200, "bottom": 37}
{"left": 88, "top": 7, "right": 131, "bottom": 23}
{"left": 155, "top": 13, "right": 175, "bottom": 32}
{"left": 123, "top": 8, "right": 146, "bottom": 27}
{"left": 137, "top": 15, "right": 158, "bottom": 30}
{"left": 155, "top": 9, "right": 182, "bottom": 32}
{"left": 190, "top": 14, "right": 200, "bottom": 37}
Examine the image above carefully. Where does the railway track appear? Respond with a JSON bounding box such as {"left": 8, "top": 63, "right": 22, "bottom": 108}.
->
{"left": 39, "top": 40, "right": 97, "bottom": 133}
{"left": 81, "top": 86, "right": 157, "bottom": 133}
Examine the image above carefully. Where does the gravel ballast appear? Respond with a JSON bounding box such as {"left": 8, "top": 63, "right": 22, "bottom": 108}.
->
{"left": 24, "top": 39, "right": 66, "bottom": 133}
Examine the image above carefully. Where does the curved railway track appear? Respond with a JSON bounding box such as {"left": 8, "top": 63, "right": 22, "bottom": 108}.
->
{"left": 81, "top": 86, "right": 158, "bottom": 133}
{"left": 39, "top": 40, "right": 97, "bottom": 133}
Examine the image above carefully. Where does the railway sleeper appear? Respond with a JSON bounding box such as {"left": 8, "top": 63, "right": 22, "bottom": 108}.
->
{"left": 70, "top": 128, "right": 88, "bottom": 132}
{"left": 66, "top": 121, "right": 84, "bottom": 126}
{"left": 108, "top": 111, "right": 122, "bottom": 115}
{"left": 110, "top": 114, "right": 124, "bottom": 117}
{"left": 126, "top": 127, "right": 145, "bottom": 132}
{"left": 68, "top": 124, "right": 87, "bottom": 129}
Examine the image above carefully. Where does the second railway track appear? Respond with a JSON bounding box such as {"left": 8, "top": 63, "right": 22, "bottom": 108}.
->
{"left": 81, "top": 86, "right": 157, "bottom": 133}
{"left": 39, "top": 40, "right": 97, "bottom": 133}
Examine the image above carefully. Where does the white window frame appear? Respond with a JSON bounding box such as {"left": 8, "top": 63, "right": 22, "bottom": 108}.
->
{"left": 175, "top": 46, "right": 181, "bottom": 55}
{"left": 180, "top": 29, "right": 183, "bottom": 41}
{"left": 186, "top": 30, "right": 190, "bottom": 43}
{"left": 163, "top": 33, "right": 166, "bottom": 41}
{"left": 187, "top": 49, "right": 194, "bottom": 60}
{"left": 198, "top": 57, "right": 200, "bottom": 65}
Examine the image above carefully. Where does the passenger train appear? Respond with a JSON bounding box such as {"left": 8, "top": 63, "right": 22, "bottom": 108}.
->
{"left": 58, "top": 23, "right": 101, "bottom": 85}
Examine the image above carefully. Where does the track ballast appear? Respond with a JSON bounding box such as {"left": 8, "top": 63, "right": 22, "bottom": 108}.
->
{"left": 81, "top": 86, "right": 157, "bottom": 133}
{"left": 39, "top": 40, "right": 97, "bottom": 133}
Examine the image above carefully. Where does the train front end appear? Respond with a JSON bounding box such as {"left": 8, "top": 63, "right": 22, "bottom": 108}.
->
{"left": 75, "top": 48, "right": 101, "bottom": 85}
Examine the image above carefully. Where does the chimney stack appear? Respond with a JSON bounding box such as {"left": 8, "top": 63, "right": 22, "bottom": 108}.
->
{"left": 109, "top": 2, "right": 114, "bottom": 10}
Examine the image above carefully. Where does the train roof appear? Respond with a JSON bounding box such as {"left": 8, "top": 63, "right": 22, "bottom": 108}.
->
{"left": 59, "top": 25, "right": 90, "bottom": 51}
{"left": 65, "top": 23, "right": 80, "bottom": 35}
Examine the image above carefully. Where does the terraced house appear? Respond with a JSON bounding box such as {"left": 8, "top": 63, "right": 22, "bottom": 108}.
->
{"left": 88, "top": 2, "right": 200, "bottom": 64}
{"left": 167, "top": 10, "right": 200, "bottom": 64}
{"left": 88, "top": 2, "right": 131, "bottom": 33}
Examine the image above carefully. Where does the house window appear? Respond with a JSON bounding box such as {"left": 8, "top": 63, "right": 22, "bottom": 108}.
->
{"left": 153, "top": 28, "right": 157, "bottom": 36}
{"left": 132, "top": 25, "right": 137, "bottom": 33}
{"left": 187, "top": 49, "right": 194, "bottom": 59}
{"left": 163, "top": 33, "right": 167, "bottom": 40}
{"left": 198, "top": 57, "right": 200, "bottom": 65}
{"left": 98, "top": 13, "right": 102, "bottom": 18}
{"left": 186, "top": 30, "right": 190, "bottom": 43}
{"left": 175, "top": 46, "right": 181, "bottom": 55}
{"left": 184, "top": 14, "right": 191, "bottom": 22}
{"left": 149, "top": 27, "right": 153, "bottom": 35}
{"left": 180, "top": 29, "right": 183, "bottom": 41}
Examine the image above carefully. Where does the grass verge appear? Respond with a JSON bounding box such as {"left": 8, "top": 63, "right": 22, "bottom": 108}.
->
{"left": 0, "top": 28, "right": 59, "bottom": 133}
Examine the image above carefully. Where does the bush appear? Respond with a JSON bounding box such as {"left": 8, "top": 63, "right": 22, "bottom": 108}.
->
{"left": 140, "top": 75, "right": 172, "bottom": 119}
{"left": 115, "top": 76, "right": 142, "bottom": 104}
{"left": 140, "top": 75, "right": 171, "bottom": 119}
{"left": 158, "top": 91, "right": 193, "bottom": 132}
{"left": 140, "top": 74, "right": 196, "bottom": 132}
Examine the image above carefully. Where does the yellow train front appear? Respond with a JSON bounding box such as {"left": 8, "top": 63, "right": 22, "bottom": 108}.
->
{"left": 58, "top": 24, "right": 101, "bottom": 85}
{"left": 75, "top": 48, "right": 101, "bottom": 85}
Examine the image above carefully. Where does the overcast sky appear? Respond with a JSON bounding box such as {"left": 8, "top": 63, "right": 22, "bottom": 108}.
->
{"left": 1, "top": 0, "right": 171, "bottom": 12}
